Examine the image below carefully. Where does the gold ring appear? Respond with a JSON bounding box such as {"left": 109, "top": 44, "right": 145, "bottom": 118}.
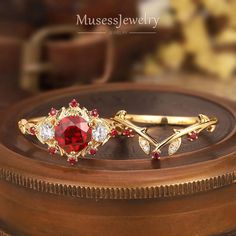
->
{"left": 18, "top": 99, "right": 218, "bottom": 165}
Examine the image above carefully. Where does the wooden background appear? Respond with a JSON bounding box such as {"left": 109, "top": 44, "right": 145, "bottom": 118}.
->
{"left": 0, "top": 83, "right": 236, "bottom": 235}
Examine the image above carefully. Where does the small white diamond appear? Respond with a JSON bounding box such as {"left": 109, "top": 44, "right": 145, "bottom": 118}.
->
{"left": 168, "top": 138, "right": 182, "bottom": 156}
{"left": 139, "top": 137, "right": 150, "bottom": 154}
{"left": 39, "top": 123, "right": 54, "bottom": 141}
{"left": 92, "top": 123, "right": 109, "bottom": 142}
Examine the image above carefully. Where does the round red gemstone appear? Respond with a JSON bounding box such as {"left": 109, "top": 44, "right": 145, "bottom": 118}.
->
{"left": 68, "top": 157, "right": 77, "bottom": 165}
{"left": 29, "top": 127, "right": 36, "bottom": 135}
{"left": 123, "top": 129, "right": 134, "bottom": 137}
{"left": 69, "top": 99, "right": 78, "bottom": 107}
{"left": 152, "top": 151, "right": 161, "bottom": 159}
{"left": 55, "top": 116, "right": 92, "bottom": 153}
{"left": 89, "top": 149, "right": 97, "bottom": 155}
{"left": 49, "top": 108, "right": 57, "bottom": 116}
{"left": 90, "top": 109, "right": 99, "bottom": 117}
{"left": 187, "top": 132, "right": 198, "bottom": 141}
{"left": 111, "top": 129, "right": 118, "bottom": 137}
{"left": 48, "top": 147, "right": 56, "bottom": 155}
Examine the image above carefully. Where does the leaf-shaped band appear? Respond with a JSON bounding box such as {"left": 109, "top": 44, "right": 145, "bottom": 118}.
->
{"left": 113, "top": 112, "right": 218, "bottom": 159}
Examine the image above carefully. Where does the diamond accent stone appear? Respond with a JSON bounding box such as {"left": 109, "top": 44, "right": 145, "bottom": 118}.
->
{"left": 92, "top": 123, "right": 109, "bottom": 142}
{"left": 39, "top": 123, "right": 55, "bottom": 141}
{"left": 168, "top": 138, "right": 182, "bottom": 156}
{"left": 139, "top": 136, "right": 150, "bottom": 154}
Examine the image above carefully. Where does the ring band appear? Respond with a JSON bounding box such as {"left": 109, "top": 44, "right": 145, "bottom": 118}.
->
{"left": 18, "top": 99, "right": 218, "bottom": 165}
{"left": 113, "top": 111, "right": 217, "bottom": 159}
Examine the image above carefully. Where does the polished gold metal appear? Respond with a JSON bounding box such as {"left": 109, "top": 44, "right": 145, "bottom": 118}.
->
{"left": 113, "top": 111, "right": 218, "bottom": 158}
{"left": 18, "top": 101, "right": 118, "bottom": 164}
{"left": 125, "top": 114, "right": 198, "bottom": 125}
{"left": 18, "top": 102, "right": 218, "bottom": 162}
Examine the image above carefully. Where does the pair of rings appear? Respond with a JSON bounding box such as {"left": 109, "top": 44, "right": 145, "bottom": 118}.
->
{"left": 18, "top": 99, "right": 218, "bottom": 165}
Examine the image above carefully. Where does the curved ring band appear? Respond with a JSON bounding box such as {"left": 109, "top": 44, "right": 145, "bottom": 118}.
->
{"left": 18, "top": 99, "right": 218, "bottom": 165}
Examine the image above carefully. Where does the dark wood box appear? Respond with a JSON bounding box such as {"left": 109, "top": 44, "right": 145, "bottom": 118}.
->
{"left": 1, "top": 83, "right": 236, "bottom": 236}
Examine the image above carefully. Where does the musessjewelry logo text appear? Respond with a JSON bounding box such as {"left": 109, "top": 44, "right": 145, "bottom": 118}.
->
{"left": 76, "top": 13, "right": 159, "bottom": 31}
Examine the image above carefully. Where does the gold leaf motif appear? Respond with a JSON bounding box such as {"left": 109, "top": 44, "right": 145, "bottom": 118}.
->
{"left": 139, "top": 137, "right": 150, "bottom": 155}
{"left": 168, "top": 138, "right": 182, "bottom": 156}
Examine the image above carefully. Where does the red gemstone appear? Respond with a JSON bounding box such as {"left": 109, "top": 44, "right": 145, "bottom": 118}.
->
{"left": 69, "top": 99, "right": 78, "bottom": 107}
{"left": 49, "top": 107, "right": 57, "bottom": 116}
{"left": 152, "top": 150, "right": 161, "bottom": 159}
{"left": 55, "top": 116, "right": 92, "bottom": 153}
{"left": 48, "top": 147, "right": 56, "bottom": 155}
{"left": 187, "top": 131, "right": 198, "bottom": 141}
{"left": 90, "top": 109, "right": 99, "bottom": 117}
{"left": 89, "top": 149, "right": 97, "bottom": 155}
{"left": 123, "top": 129, "right": 134, "bottom": 137}
{"left": 29, "top": 127, "right": 36, "bottom": 135}
{"left": 111, "top": 129, "right": 118, "bottom": 137}
{"left": 68, "top": 157, "right": 77, "bottom": 165}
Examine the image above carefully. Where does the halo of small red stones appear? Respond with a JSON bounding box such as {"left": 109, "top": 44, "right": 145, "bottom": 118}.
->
{"left": 45, "top": 99, "right": 102, "bottom": 165}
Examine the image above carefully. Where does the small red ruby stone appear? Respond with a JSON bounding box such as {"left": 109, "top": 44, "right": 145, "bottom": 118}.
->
{"left": 48, "top": 147, "right": 56, "bottom": 155}
{"left": 68, "top": 157, "right": 77, "bottom": 165}
{"left": 90, "top": 109, "right": 99, "bottom": 117}
{"left": 111, "top": 129, "right": 118, "bottom": 137}
{"left": 49, "top": 107, "right": 57, "bottom": 116}
{"left": 89, "top": 149, "right": 97, "bottom": 155}
{"left": 187, "top": 132, "right": 198, "bottom": 141}
{"left": 29, "top": 127, "right": 36, "bottom": 135}
{"left": 69, "top": 99, "right": 78, "bottom": 107}
{"left": 123, "top": 129, "right": 134, "bottom": 137}
{"left": 152, "top": 151, "right": 161, "bottom": 159}
{"left": 55, "top": 116, "right": 92, "bottom": 153}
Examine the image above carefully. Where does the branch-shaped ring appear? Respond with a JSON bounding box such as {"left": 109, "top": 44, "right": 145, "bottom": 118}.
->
{"left": 113, "top": 110, "right": 218, "bottom": 159}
